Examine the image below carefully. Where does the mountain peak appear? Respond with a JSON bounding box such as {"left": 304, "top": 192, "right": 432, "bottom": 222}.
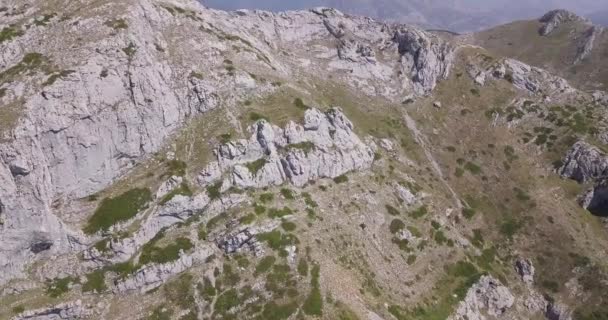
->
{"left": 539, "top": 9, "right": 590, "bottom": 35}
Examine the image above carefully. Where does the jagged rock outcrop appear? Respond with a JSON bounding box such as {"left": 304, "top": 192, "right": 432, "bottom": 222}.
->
{"left": 559, "top": 141, "right": 608, "bottom": 184}
{"left": 515, "top": 258, "right": 535, "bottom": 284}
{"left": 575, "top": 26, "right": 603, "bottom": 64}
{"left": 495, "top": 59, "right": 573, "bottom": 95}
{"left": 13, "top": 300, "right": 92, "bottom": 320}
{"left": 393, "top": 27, "right": 454, "bottom": 95}
{"left": 450, "top": 275, "right": 514, "bottom": 320}
{"left": 559, "top": 141, "right": 608, "bottom": 215}
{"left": 539, "top": 10, "right": 586, "bottom": 36}
{"left": 545, "top": 301, "right": 573, "bottom": 320}
{"left": 198, "top": 108, "right": 375, "bottom": 190}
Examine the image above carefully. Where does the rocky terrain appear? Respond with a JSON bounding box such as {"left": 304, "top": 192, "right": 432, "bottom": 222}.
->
{"left": 0, "top": 1, "right": 608, "bottom": 320}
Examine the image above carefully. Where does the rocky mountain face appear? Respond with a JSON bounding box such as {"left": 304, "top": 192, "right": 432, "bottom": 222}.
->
{"left": 1, "top": 1, "right": 608, "bottom": 320}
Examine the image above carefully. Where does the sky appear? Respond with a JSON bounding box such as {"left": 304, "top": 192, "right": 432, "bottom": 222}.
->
{"left": 201, "top": 0, "right": 608, "bottom": 32}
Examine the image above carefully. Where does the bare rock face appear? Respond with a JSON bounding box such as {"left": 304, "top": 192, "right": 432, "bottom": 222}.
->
{"left": 113, "top": 254, "right": 195, "bottom": 293}
{"left": 545, "top": 301, "right": 573, "bottom": 320}
{"left": 515, "top": 258, "right": 535, "bottom": 284}
{"left": 450, "top": 275, "right": 515, "bottom": 320}
{"left": 14, "top": 300, "right": 92, "bottom": 320}
{"left": 539, "top": 10, "right": 587, "bottom": 36}
{"left": 393, "top": 27, "right": 454, "bottom": 95}
{"left": 575, "top": 26, "right": 603, "bottom": 64}
{"left": 198, "top": 107, "right": 375, "bottom": 190}
{"left": 559, "top": 141, "right": 608, "bottom": 184}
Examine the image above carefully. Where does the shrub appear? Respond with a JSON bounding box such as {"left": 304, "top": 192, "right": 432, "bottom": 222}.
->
{"left": 333, "top": 175, "right": 349, "bottom": 184}
{"left": 464, "top": 162, "right": 482, "bottom": 175}
{"left": 280, "top": 188, "right": 295, "bottom": 200}
{"left": 303, "top": 264, "right": 323, "bottom": 316}
{"left": 257, "top": 230, "right": 297, "bottom": 250}
{"left": 160, "top": 182, "right": 192, "bottom": 205}
{"left": 293, "top": 98, "right": 309, "bottom": 110}
{"left": 410, "top": 205, "right": 428, "bottom": 219}
{"left": 268, "top": 207, "right": 293, "bottom": 218}
{"left": 0, "top": 26, "right": 24, "bottom": 43}
{"left": 297, "top": 258, "right": 309, "bottom": 276}
{"left": 206, "top": 181, "right": 222, "bottom": 200}
{"left": 246, "top": 158, "right": 267, "bottom": 175}
{"left": 12, "top": 305, "right": 25, "bottom": 314}
{"left": 259, "top": 193, "right": 274, "bottom": 203}
{"left": 302, "top": 192, "right": 318, "bottom": 208}
{"left": 385, "top": 204, "right": 400, "bottom": 216}
{"left": 281, "top": 220, "right": 297, "bottom": 232}
{"left": 139, "top": 237, "right": 194, "bottom": 265}
{"left": 462, "top": 207, "right": 476, "bottom": 219}
{"left": 82, "top": 270, "right": 107, "bottom": 293}
{"left": 214, "top": 289, "right": 239, "bottom": 315}
{"left": 255, "top": 256, "right": 276, "bottom": 275}
{"left": 389, "top": 219, "right": 405, "bottom": 234}
{"left": 104, "top": 18, "right": 128, "bottom": 30}
{"left": 84, "top": 188, "right": 152, "bottom": 234}
{"left": 407, "top": 255, "right": 417, "bottom": 265}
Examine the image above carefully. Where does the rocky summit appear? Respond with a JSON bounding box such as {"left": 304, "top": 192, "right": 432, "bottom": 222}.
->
{"left": 1, "top": 1, "right": 608, "bottom": 320}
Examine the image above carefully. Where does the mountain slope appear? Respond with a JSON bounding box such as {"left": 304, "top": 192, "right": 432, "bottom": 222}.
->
{"left": 0, "top": 1, "right": 608, "bottom": 320}
{"left": 473, "top": 10, "right": 608, "bottom": 92}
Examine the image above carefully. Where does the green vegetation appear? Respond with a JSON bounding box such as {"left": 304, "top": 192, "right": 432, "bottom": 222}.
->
{"left": 1, "top": 52, "right": 51, "bottom": 84}
{"left": 255, "top": 256, "right": 276, "bottom": 275}
{"left": 84, "top": 188, "right": 152, "bottom": 234}
{"left": 261, "top": 301, "right": 298, "bottom": 320}
{"left": 333, "top": 175, "right": 349, "bottom": 184}
{"left": 281, "top": 220, "right": 297, "bottom": 231}
{"left": 82, "top": 270, "right": 107, "bottom": 293}
{"left": 464, "top": 162, "right": 482, "bottom": 175}
{"left": 0, "top": 26, "right": 24, "bottom": 43}
{"left": 302, "top": 192, "right": 318, "bottom": 207}
{"left": 165, "top": 160, "right": 187, "bottom": 177}
{"left": 386, "top": 204, "right": 400, "bottom": 216}
{"left": 259, "top": 192, "right": 274, "bottom": 203}
{"left": 268, "top": 207, "right": 293, "bottom": 218}
{"left": 462, "top": 207, "right": 476, "bottom": 219}
{"left": 43, "top": 69, "right": 74, "bottom": 86}
{"left": 297, "top": 258, "right": 309, "bottom": 276}
{"left": 303, "top": 264, "right": 323, "bottom": 316}
{"left": 122, "top": 42, "right": 137, "bottom": 59}
{"left": 46, "top": 276, "right": 77, "bottom": 298}
{"left": 280, "top": 188, "right": 295, "bottom": 200}
{"left": 164, "top": 273, "right": 196, "bottom": 310}
{"left": 293, "top": 98, "right": 310, "bottom": 110}
{"left": 257, "top": 230, "right": 298, "bottom": 250}
{"left": 389, "top": 218, "right": 405, "bottom": 234}
{"left": 214, "top": 288, "right": 239, "bottom": 315}
{"left": 139, "top": 237, "right": 194, "bottom": 265}
{"left": 12, "top": 305, "right": 25, "bottom": 314}
{"left": 160, "top": 182, "right": 193, "bottom": 205}
{"left": 285, "top": 141, "right": 315, "bottom": 154}
{"left": 410, "top": 205, "right": 428, "bottom": 219}
{"left": 246, "top": 158, "right": 268, "bottom": 175}
{"left": 149, "top": 306, "right": 172, "bottom": 320}
{"left": 104, "top": 18, "right": 128, "bottom": 30}
{"left": 206, "top": 181, "right": 222, "bottom": 200}
{"left": 249, "top": 111, "right": 268, "bottom": 122}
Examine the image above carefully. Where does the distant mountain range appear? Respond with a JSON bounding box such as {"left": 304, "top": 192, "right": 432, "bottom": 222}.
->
{"left": 202, "top": 0, "right": 608, "bottom": 32}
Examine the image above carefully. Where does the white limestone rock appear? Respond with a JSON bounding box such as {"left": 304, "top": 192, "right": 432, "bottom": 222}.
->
{"left": 450, "top": 275, "right": 514, "bottom": 320}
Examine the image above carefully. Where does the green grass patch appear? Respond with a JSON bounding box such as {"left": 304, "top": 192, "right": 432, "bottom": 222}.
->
{"left": 255, "top": 256, "right": 276, "bottom": 275}
{"left": 303, "top": 264, "right": 323, "bottom": 316}
{"left": 159, "top": 182, "right": 193, "bottom": 205}
{"left": 410, "top": 205, "right": 428, "bottom": 219}
{"left": 281, "top": 220, "right": 297, "bottom": 232}
{"left": 246, "top": 158, "right": 268, "bottom": 175}
{"left": 257, "top": 230, "right": 298, "bottom": 250}
{"left": 46, "top": 276, "right": 77, "bottom": 298}
{"left": 386, "top": 204, "right": 400, "bottom": 216}
{"left": 206, "top": 181, "right": 222, "bottom": 200}
{"left": 280, "top": 188, "right": 295, "bottom": 199}
{"left": 0, "top": 26, "right": 24, "bottom": 43}
{"left": 268, "top": 207, "right": 293, "bottom": 218}
{"left": 259, "top": 192, "right": 274, "bottom": 203}
{"left": 82, "top": 270, "right": 107, "bottom": 293}
{"left": 139, "top": 237, "right": 194, "bottom": 265}
{"left": 333, "top": 174, "right": 349, "bottom": 184}
{"left": 84, "top": 188, "right": 152, "bottom": 234}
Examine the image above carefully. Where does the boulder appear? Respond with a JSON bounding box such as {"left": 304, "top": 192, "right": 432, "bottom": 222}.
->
{"left": 450, "top": 275, "right": 514, "bottom": 320}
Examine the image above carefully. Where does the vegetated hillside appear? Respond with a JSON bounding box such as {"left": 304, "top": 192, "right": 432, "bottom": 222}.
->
{"left": 0, "top": 1, "right": 607, "bottom": 320}
{"left": 474, "top": 10, "right": 608, "bottom": 92}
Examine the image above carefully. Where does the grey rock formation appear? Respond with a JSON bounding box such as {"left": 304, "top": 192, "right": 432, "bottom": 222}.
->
{"left": 198, "top": 108, "right": 375, "bottom": 190}
{"left": 559, "top": 141, "right": 608, "bottom": 184}
{"left": 216, "top": 228, "right": 257, "bottom": 254}
{"left": 515, "top": 258, "right": 535, "bottom": 284}
{"left": 575, "top": 26, "right": 603, "bottom": 64}
{"left": 539, "top": 10, "right": 586, "bottom": 36}
{"left": 14, "top": 300, "right": 92, "bottom": 320}
{"left": 114, "top": 254, "right": 194, "bottom": 293}
{"left": 393, "top": 27, "right": 454, "bottom": 95}
{"left": 490, "top": 59, "right": 573, "bottom": 96}
{"left": 450, "top": 275, "right": 514, "bottom": 320}
{"left": 545, "top": 301, "right": 573, "bottom": 320}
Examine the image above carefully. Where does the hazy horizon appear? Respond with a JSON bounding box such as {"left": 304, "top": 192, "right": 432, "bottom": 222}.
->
{"left": 201, "top": 0, "right": 608, "bottom": 32}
